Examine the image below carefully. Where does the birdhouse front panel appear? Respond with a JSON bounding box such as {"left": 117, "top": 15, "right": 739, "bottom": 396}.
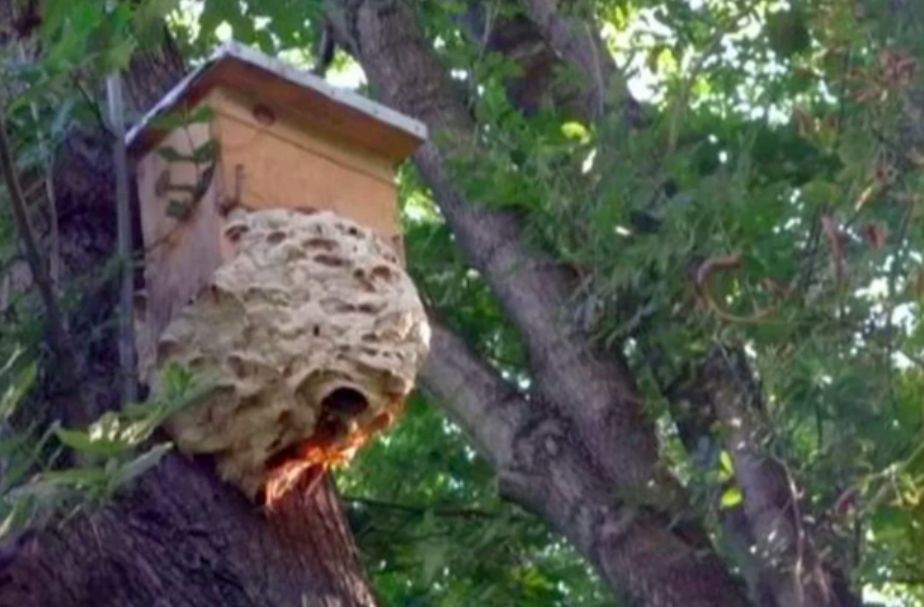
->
{"left": 209, "top": 86, "right": 402, "bottom": 248}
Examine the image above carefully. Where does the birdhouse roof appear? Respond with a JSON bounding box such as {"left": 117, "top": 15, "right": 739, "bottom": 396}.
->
{"left": 126, "top": 41, "right": 427, "bottom": 161}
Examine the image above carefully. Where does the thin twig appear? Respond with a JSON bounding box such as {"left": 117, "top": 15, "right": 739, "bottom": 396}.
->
{"left": 106, "top": 63, "right": 138, "bottom": 406}
{"left": 881, "top": 192, "right": 915, "bottom": 403}
{"left": 343, "top": 495, "right": 505, "bottom": 520}
{"left": 667, "top": 0, "right": 761, "bottom": 155}
{"left": 17, "top": 43, "right": 60, "bottom": 290}
{"left": 0, "top": 111, "right": 69, "bottom": 361}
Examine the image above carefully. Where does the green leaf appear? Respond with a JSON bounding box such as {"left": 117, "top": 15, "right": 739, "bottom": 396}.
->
{"left": 112, "top": 443, "right": 172, "bottom": 487}
{"left": 561, "top": 121, "right": 590, "bottom": 143}
{"left": 149, "top": 111, "right": 189, "bottom": 132}
{"left": 50, "top": 97, "right": 78, "bottom": 140}
{"left": 720, "top": 486, "right": 743, "bottom": 508}
{"left": 0, "top": 356, "right": 36, "bottom": 422}
{"left": 802, "top": 179, "right": 837, "bottom": 207}
{"left": 719, "top": 450, "right": 735, "bottom": 480}
{"left": 162, "top": 363, "right": 194, "bottom": 399}
{"left": 192, "top": 139, "right": 218, "bottom": 163}
{"left": 156, "top": 146, "right": 189, "bottom": 162}
{"left": 419, "top": 537, "right": 450, "bottom": 583}
{"left": 104, "top": 37, "right": 137, "bottom": 72}
{"left": 54, "top": 427, "right": 125, "bottom": 459}
{"left": 188, "top": 105, "right": 215, "bottom": 124}
{"left": 39, "top": 467, "right": 110, "bottom": 491}
{"left": 133, "top": 0, "right": 179, "bottom": 49}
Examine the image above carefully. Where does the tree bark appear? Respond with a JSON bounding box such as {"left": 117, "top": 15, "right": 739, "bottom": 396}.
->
{"left": 674, "top": 348, "right": 861, "bottom": 607}
{"left": 0, "top": 456, "right": 375, "bottom": 607}
{"left": 519, "top": 0, "right": 616, "bottom": 120}
{"left": 422, "top": 321, "right": 750, "bottom": 607}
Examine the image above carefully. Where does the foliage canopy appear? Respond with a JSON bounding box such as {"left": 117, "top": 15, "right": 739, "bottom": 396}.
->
{"left": 1, "top": 0, "right": 923, "bottom": 606}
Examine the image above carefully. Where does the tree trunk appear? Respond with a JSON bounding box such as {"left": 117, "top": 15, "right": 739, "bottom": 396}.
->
{"left": 0, "top": 4, "right": 377, "bottom": 604}
{"left": 0, "top": 456, "right": 375, "bottom": 607}
{"left": 320, "top": 2, "right": 752, "bottom": 605}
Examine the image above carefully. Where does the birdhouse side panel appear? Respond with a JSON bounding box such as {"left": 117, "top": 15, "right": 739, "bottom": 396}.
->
{"left": 135, "top": 119, "right": 227, "bottom": 381}
{"left": 209, "top": 89, "right": 402, "bottom": 246}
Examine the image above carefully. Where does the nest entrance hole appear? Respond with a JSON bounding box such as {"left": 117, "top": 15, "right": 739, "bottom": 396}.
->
{"left": 322, "top": 387, "right": 369, "bottom": 416}
{"left": 263, "top": 387, "right": 370, "bottom": 472}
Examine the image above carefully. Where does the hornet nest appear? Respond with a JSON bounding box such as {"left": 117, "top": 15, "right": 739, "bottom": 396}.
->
{"left": 144, "top": 208, "right": 430, "bottom": 499}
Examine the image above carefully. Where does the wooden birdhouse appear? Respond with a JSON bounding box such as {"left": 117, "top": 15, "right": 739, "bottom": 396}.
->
{"left": 127, "top": 41, "right": 427, "bottom": 380}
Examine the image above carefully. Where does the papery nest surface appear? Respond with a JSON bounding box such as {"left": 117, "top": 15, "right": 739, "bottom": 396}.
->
{"left": 145, "top": 208, "right": 430, "bottom": 498}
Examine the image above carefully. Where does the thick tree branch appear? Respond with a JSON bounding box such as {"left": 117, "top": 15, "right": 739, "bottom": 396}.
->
{"left": 508, "top": 4, "right": 863, "bottom": 602}
{"left": 420, "top": 321, "right": 527, "bottom": 471}
{"left": 677, "top": 347, "right": 860, "bottom": 607}
{"left": 325, "top": 0, "right": 662, "bottom": 503}
{"left": 322, "top": 4, "right": 755, "bottom": 603}
{"left": 458, "top": 1, "right": 637, "bottom": 123}
{"left": 703, "top": 349, "right": 837, "bottom": 607}
{"left": 519, "top": 0, "right": 617, "bottom": 120}
{"left": 664, "top": 361, "right": 777, "bottom": 607}
{"left": 321, "top": 3, "right": 853, "bottom": 605}
{"left": 421, "top": 321, "right": 750, "bottom": 606}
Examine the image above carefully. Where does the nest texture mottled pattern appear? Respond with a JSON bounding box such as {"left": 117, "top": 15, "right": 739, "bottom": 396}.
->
{"left": 147, "top": 208, "right": 429, "bottom": 497}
